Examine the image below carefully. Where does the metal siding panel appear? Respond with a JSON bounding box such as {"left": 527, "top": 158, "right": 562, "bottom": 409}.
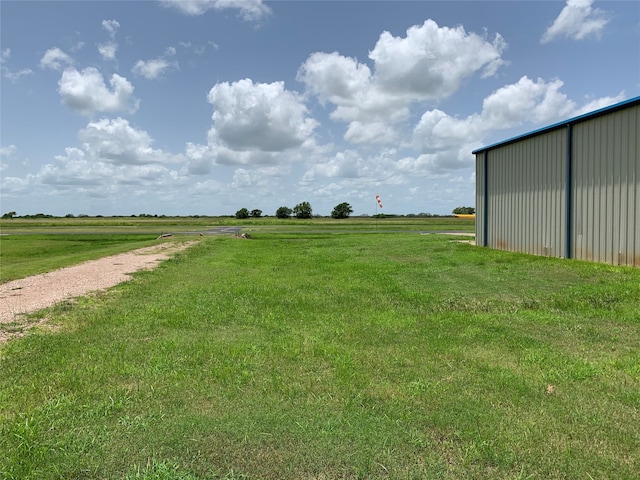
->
{"left": 488, "top": 150, "right": 498, "bottom": 249}
{"left": 604, "top": 116, "right": 613, "bottom": 264}
{"left": 532, "top": 139, "right": 541, "bottom": 254}
{"left": 488, "top": 148, "right": 504, "bottom": 250}
{"left": 540, "top": 138, "right": 548, "bottom": 254}
{"left": 629, "top": 107, "right": 640, "bottom": 267}
{"left": 612, "top": 112, "right": 622, "bottom": 265}
{"left": 475, "top": 153, "right": 485, "bottom": 246}
{"left": 485, "top": 130, "right": 566, "bottom": 256}
{"left": 599, "top": 117, "right": 609, "bottom": 263}
{"left": 514, "top": 143, "right": 523, "bottom": 252}
{"left": 575, "top": 119, "right": 595, "bottom": 262}
{"left": 528, "top": 140, "right": 535, "bottom": 252}
{"left": 593, "top": 118, "right": 602, "bottom": 262}
{"left": 555, "top": 131, "right": 567, "bottom": 256}
{"left": 553, "top": 132, "right": 566, "bottom": 256}
{"left": 620, "top": 111, "right": 633, "bottom": 265}
{"left": 540, "top": 137, "right": 548, "bottom": 255}
{"left": 572, "top": 104, "right": 640, "bottom": 267}
{"left": 618, "top": 117, "right": 629, "bottom": 265}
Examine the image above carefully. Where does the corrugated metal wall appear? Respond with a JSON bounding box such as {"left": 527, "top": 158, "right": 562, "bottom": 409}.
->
{"left": 572, "top": 104, "right": 640, "bottom": 266}
{"left": 475, "top": 152, "right": 486, "bottom": 247}
{"left": 475, "top": 101, "right": 640, "bottom": 267}
{"left": 482, "top": 130, "right": 567, "bottom": 257}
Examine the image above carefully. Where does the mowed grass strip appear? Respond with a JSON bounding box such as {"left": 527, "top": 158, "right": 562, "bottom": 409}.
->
{"left": 0, "top": 233, "right": 639, "bottom": 479}
{"left": 0, "top": 234, "right": 162, "bottom": 283}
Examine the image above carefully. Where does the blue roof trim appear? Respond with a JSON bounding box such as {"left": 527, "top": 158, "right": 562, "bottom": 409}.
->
{"left": 472, "top": 95, "right": 640, "bottom": 154}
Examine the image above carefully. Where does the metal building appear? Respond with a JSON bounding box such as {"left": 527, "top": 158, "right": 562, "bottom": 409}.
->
{"left": 473, "top": 96, "right": 640, "bottom": 267}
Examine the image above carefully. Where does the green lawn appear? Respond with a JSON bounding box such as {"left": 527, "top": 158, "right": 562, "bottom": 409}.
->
{"left": 0, "top": 234, "right": 161, "bottom": 283}
{"left": 0, "top": 215, "right": 475, "bottom": 234}
{"left": 1, "top": 232, "right": 638, "bottom": 479}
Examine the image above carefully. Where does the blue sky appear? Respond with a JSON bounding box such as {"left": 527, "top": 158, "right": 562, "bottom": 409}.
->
{"left": 1, "top": 0, "right": 638, "bottom": 217}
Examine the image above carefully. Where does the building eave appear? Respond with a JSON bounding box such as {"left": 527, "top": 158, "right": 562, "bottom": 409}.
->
{"left": 472, "top": 96, "right": 640, "bottom": 155}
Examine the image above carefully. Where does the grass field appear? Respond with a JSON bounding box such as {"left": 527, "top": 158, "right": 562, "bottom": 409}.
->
{"left": 0, "top": 215, "right": 474, "bottom": 234}
{"left": 1, "top": 226, "right": 639, "bottom": 479}
{"left": 0, "top": 217, "right": 473, "bottom": 283}
{"left": 0, "top": 234, "right": 161, "bottom": 283}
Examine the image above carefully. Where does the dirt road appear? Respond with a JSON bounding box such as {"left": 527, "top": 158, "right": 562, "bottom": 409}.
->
{"left": 0, "top": 241, "right": 196, "bottom": 342}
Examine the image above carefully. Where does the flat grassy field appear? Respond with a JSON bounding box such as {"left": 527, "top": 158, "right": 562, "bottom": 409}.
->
{"left": 0, "top": 234, "right": 161, "bottom": 283}
{"left": 0, "top": 215, "right": 475, "bottom": 234}
{"left": 1, "top": 229, "right": 638, "bottom": 479}
{"left": 0, "top": 217, "right": 473, "bottom": 283}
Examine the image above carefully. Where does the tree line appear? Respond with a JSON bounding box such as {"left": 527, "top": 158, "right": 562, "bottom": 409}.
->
{"left": 3, "top": 205, "right": 473, "bottom": 220}
{"left": 235, "top": 204, "right": 473, "bottom": 219}
{"left": 236, "top": 202, "right": 354, "bottom": 219}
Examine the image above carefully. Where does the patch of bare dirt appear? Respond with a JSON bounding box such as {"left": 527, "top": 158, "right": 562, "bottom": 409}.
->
{"left": 0, "top": 241, "right": 198, "bottom": 343}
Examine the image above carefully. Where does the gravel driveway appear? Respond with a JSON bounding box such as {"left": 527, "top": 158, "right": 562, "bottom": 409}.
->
{"left": 0, "top": 241, "right": 197, "bottom": 343}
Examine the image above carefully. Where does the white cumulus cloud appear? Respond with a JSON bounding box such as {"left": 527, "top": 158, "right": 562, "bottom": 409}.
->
{"left": 40, "top": 47, "right": 74, "bottom": 70}
{"left": 98, "top": 19, "right": 120, "bottom": 60}
{"left": 78, "top": 117, "right": 180, "bottom": 165}
{"left": 160, "top": 0, "right": 271, "bottom": 22}
{"left": 39, "top": 148, "right": 184, "bottom": 190}
{"left": 541, "top": 0, "right": 611, "bottom": 44}
{"left": 299, "top": 19, "right": 507, "bottom": 145}
{"left": 0, "top": 144, "right": 17, "bottom": 158}
{"left": 102, "top": 19, "right": 120, "bottom": 36}
{"left": 302, "top": 150, "right": 364, "bottom": 181}
{"left": 132, "top": 58, "right": 176, "bottom": 79}
{"left": 34, "top": 119, "right": 187, "bottom": 195}
{"left": 0, "top": 175, "right": 31, "bottom": 194}
{"left": 186, "top": 143, "right": 281, "bottom": 171}
{"left": 41, "top": 147, "right": 107, "bottom": 186}
{"left": 98, "top": 42, "right": 118, "bottom": 61}
{"left": 4, "top": 68, "right": 33, "bottom": 82}
{"left": 370, "top": 19, "right": 506, "bottom": 99}
{"left": 206, "top": 78, "right": 317, "bottom": 154}
{"left": 409, "top": 75, "right": 625, "bottom": 174}
{"left": 344, "top": 121, "right": 399, "bottom": 145}
{"left": 0, "top": 144, "right": 18, "bottom": 172}
{"left": 297, "top": 52, "right": 407, "bottom": 125}
{"left": 58, "top": 67, "right": 139, "bottom": 115}
{"left": 479, "top": 76, "right": 576, "bottom": 127}
{"left": 574, "top": 93, "right": 626, "bottom": 115}
{"left": 301, "top": 148, "right": 402, "bottom": 186}
{"left": 1, "top": 48, "right": 33, "bottom": 82}
{"left": 298, "top": 52, "right": 373, "bottom": 108}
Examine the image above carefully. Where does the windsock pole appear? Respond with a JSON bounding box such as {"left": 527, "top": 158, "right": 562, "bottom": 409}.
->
{"left": 375, "top": 195, "right": 383, "bottom": 230}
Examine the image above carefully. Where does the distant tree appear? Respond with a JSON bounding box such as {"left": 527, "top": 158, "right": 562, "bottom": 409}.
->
{"left": 235, "top": 208, "right": 250, "bottom": 219}
{"left": 452, "top": 206, "right": 475, "bottom": 215}
{"left": 293, "top": 201, "right": 312, "bottom": 219}
{"left": 275, "top": 206, "right": 292, "bottom": 219}
{"left": 250, "top": 209, "right": 262, "bottom": 218}
{"left": 331, "top": 202, "right": 353, "bottom": 219}
{"left": 65, "top": 213, "right": 75, "bottom": 218}
{"left": 1, "top": 211, "right": 17, "bottom": 219}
